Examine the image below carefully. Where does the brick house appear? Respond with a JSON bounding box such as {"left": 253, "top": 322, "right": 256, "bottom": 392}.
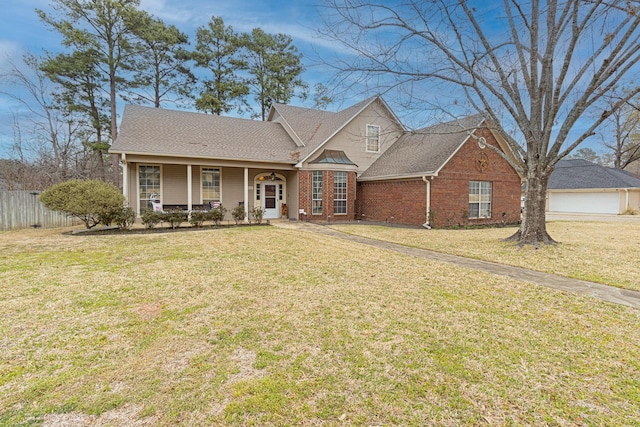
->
{"left": 109, "top": 96, "right": 522, "bottom": 227}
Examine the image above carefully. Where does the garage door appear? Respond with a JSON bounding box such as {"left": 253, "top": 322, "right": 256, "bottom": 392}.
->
{"left": 548, "top": 192, "right": 619, "bottom": 214}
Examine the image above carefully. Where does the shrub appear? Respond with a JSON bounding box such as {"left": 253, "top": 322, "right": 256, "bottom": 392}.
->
{"left": 97, "top": 208, "right": 119, "bottom": 226}
{"left": 141, "top": 209, "right": 163, "bottom": 229}
{"left": 166, "top": 209, "right": 187, "bottom": 229}
{"left": 209, "top": 205, "right": 227, "bottom": 226}
{"left": 189, "top": 210, "right": 208, "bottom": 227}
{"left": 231, "top": 205, "right": 246, "bottom": 224}
{"left": 114, "top": 206, "right": 136, "bottom": 230}
{"left": 39, "top": 179, "right": 124, "bottom": 229}
{"left": 250, "top": 206, "right": 265, "bottom": 224}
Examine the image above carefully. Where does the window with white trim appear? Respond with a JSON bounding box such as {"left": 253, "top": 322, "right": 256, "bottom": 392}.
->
{"left": 366, "top": 124, "right": 380, "bottom": 152}
{"left": 334, "top": 171, "right": 347, "bottom": 214}
{"left": 469, "top": 181, "right": 492, "bottom": 218}
{"left": 139, "top": 165, "right": 160, "bottom": 212}
{"left": 312, "top": 171, "right": 322, "bottom": 215}
{"left": 202, "top": 168, "right": 221, "bottom": 204}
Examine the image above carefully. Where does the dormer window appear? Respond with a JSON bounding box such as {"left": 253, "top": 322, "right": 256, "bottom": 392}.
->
{"left": 366, "top": 124, "right": 380, "bottom": 153}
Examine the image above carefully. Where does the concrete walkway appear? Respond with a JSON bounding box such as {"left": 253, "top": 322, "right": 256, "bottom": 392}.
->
{"left": 272, "top": 220, "right": 640, "bottom": 310}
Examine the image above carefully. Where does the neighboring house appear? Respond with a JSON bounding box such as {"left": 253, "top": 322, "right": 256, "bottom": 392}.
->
{"left": 109, "top": 96, "right": 522, "bottom": 227}
{"left": 547, "top": 159, "right": 640, "bottom": 214}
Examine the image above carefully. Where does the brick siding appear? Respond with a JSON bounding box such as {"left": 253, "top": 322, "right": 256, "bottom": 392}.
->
{"left": 357, "top": 180, "right": 426, "bottom": 224}
{"left": 358, "top": 128, "right": 522, "bottom": 227}
{"left": 298, "top": 170, "right": 357, "bottom": 221}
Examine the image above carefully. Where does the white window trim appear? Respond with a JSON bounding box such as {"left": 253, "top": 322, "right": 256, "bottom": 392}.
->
{"left": 201, "top": 166, "right": 222, "bottom": 205}
{"left": 469, "top": 180, "right": 492, "bottom": 219}
{"left": 333, "top": 171, "right": 348, "bottom": 215}
{"left": 312, "top": 170, "right": 323, "bottom": 215}
{"left": 137, "top": 164, "right": 163, "bottom": 215}
{"left": 366, "top": 124, "right": 381, "bottom": 153}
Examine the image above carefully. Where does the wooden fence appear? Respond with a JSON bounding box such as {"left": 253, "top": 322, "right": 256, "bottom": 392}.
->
{"left": 0, "top": 191, "right": 78, "bottom": 231}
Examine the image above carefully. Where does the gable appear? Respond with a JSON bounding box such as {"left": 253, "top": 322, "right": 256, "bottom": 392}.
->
{"left": 360, "top": 115, "right": 485, "bottom": 180}
{"left": 298, "top": 98, "right": 404, "bottom": 172}
{"left": 437, "top": 126, "right": 520, "bottom": 178}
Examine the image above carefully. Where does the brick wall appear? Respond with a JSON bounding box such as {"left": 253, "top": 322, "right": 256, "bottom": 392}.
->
{"left": 358, "top": 128, "right": 522, "bottom": 227}
{"left": 298, "top": 170, "right": 357, "bottom": 221}
{"left": 357, "top": 180, "right": 426, "bottom": 224}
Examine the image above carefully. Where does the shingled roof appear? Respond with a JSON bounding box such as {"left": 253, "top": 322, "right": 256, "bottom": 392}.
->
{"left": 548, "top": 159, "right": 640, "bottom": 189}
{"left": 111, "top": 105, "right": 299, "bottom": 164}
{"left": 270, "top": 97, "right": 380, "bottom": 161}
{"left": 359, "top": 115, "right": 484, "bottom": 180}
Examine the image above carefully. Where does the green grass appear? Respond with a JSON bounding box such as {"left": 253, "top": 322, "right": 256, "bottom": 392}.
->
{"left": 331, "top": 220, "right": 640, "bottom": 291}
{"left": 1, "top": 225, "right": 640, "bottom": 425}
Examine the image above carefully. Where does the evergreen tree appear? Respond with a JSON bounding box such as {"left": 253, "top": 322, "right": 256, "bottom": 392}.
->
{"left": 192, "top": 16, "right": 248, "bottom": 115}
{"left": 128, "top": 12, "right": 195, "bottom": 108}
{"left": 240, "top": 28, "right": 307, "bottom": 120}
{"left": 40, "top": 48, "right": 111, "bottom": 180}
{"left": 37, "top": 0, "right": 144, "bottom": 186}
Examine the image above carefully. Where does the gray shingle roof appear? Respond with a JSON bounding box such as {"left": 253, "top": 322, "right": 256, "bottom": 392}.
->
{"left": 271, "top": 97, "right": 377, "bottom": 159}
{"left": 110, "top": 105, "right": 300, "bottom": 163}
{"left": 360, "top": 115, "right": 484, "bottom": 179}
{"left": 549, "top": 159, "right": 640, "bottom": 189}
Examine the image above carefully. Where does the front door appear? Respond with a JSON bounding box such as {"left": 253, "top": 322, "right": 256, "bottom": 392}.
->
{"left": 262, "top": 184, "right": 279, "bottom": 219}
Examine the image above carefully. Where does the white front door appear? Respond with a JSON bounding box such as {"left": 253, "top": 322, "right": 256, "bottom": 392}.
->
{"left": 262, "top": 183, "right": 279, "bottom": 219}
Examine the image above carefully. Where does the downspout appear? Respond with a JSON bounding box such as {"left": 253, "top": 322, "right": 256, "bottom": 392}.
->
{"left": 422, "top": 176, "right": 432, "bottom": 229}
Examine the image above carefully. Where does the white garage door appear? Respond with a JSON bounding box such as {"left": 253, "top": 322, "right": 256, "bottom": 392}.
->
{"left": 548, "top": 192, "right": 620, "bottom": 214}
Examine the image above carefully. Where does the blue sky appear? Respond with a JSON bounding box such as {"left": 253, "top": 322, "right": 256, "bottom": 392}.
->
{"left": 0, "top": 0, "right": 620, "bottom": 160}
{"left": 0, "top": 0, "right": 353, "bottom": 157}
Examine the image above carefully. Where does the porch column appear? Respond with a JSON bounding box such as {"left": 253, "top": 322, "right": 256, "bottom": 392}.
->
{"left": 187, "top": 164, "right": 193, "bottom": 211}
{"left": 121, "top": 153, "right": 128, "bottom": 204}
{"left": 244, "top": 167, "right": 249, "bottom": 222}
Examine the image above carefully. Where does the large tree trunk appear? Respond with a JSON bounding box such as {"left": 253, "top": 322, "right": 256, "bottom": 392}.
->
{"left": 505, "top": 171, "right": 557, "bottom": 247}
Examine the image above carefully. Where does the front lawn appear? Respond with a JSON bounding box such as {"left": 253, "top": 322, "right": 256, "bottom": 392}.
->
{"left": 331, "top": 220, "right": 640, "bottom": 291}
{"left": 1, "top": 226, "right": 639, "bottom": 425}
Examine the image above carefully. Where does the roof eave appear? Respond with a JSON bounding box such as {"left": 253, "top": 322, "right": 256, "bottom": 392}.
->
{"left": 358, "top": 172, "right": 437, "bottom": 182}
{"left": 108, "top": 149, "right": 298, "bottom": 165}
{"left": 548, "top": 187, "right": 640, "bottom": 192}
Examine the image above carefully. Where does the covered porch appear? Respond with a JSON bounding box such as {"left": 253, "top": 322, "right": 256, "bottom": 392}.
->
{"left": 120, "top": 154, "right": 298, "bottom": 221}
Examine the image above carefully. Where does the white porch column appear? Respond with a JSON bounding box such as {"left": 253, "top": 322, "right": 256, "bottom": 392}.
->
{"left": 121, "top": 153, "right": 128, "bottom": 204}
{"left": 187, "top": 164, "right": 193, "bottom": 211}
{"left": 244, "top": 167, "right": 249, "bottom": 222}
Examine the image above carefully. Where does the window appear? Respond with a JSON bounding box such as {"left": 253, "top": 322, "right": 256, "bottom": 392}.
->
{"left": 366, "top": 124, "right": 380, "bottom": 152}
{"left": 202, "top": 168, "right": 221, "bottom": 203}
{"left": 312, "top": 171, "right": 322, "bottom": 215}
{"left": 139, "top": 165, "right": 160, "bottom": 212}
{"left": 334, "top": 171, "right": 347, "bottom": 214}
{"left": 469, "top": 181, "right": 492, "bottom": 218}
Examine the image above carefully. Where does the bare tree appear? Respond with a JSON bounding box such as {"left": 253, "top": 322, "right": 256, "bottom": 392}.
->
{"left": 38, "top": 0, "right": 143, "bottom": 187}
{"left": 0, "top": 54, "right": 93, "bottom": 188}
{"left": 322, "top": 0, "right": 640, "bottom": 246}
{"left": 600, "top": 93, "right": 640, "bottom": 168}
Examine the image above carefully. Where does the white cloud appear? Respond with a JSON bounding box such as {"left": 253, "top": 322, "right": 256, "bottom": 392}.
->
{"left": 139, "top": 0, "right": 196, "bottom": 24}
{"left": 0, "top": 40, "right": 21, "bottom": 73}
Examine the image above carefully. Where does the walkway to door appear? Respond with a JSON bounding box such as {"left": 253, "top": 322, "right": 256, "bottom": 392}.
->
{"left": 271, "top": 220, "right": 640, "bottom": 310}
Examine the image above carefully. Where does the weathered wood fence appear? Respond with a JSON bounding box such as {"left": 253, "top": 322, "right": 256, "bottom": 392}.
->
{"left": 0, "top": 191, "right": 78, "bottom": 231}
